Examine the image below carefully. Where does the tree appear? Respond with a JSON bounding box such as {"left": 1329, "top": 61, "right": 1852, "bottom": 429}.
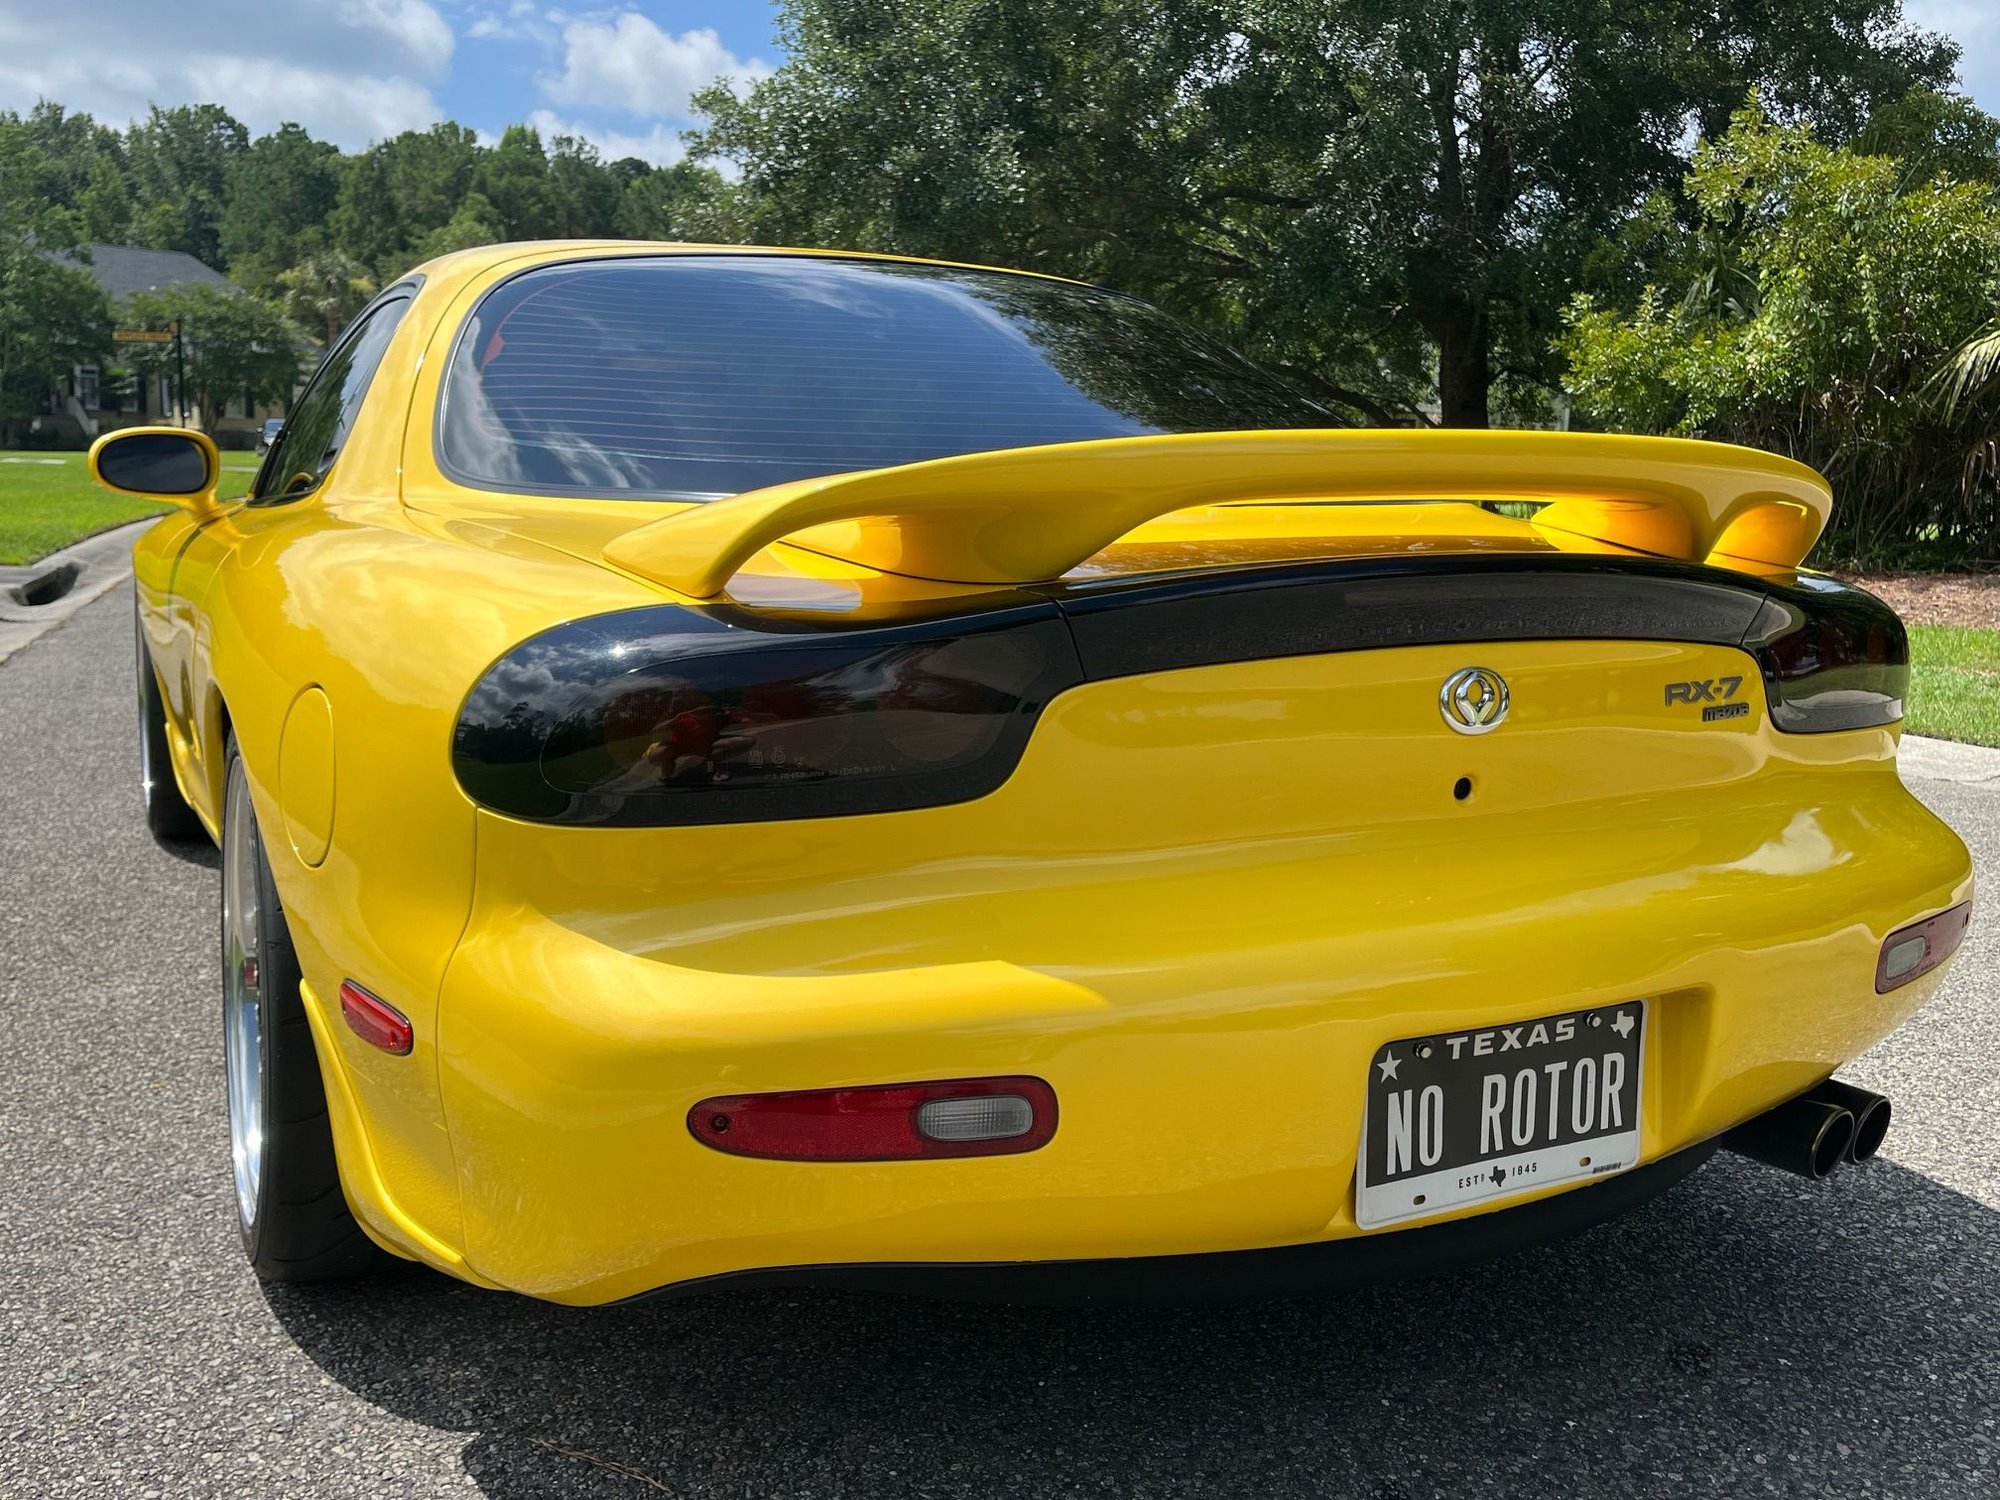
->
{"left": 122, "top": 284, "right": 301, "bottom": 432}
{"left": 329, "top": 146, "right": 401, "bottom": 272}
{"left": 695, "top": 0, "right": 1959, "bottom": 426}
{"left": 1561, "top": 106, "right": 2000, "bottom": 561}
{"left": 275, "top": 250, "right": 377, "bottom": 344}
{"left": 1857, "top": 86, "right": 2000, "bottom": 186}
{"left": 331, "top": 123, "right": 482, "bottom": 276}
{"left": 382, "top": 122, "right": 482, "bottom": 234}
{"left": 411, "top": 192, "right": 505, "bottom": 261}
{"left": 546, "top": 135, "right": 623, "bottom": 237}
{"left": 0, "top": 255, "right": 111, "bottom": 445}
{"left": 74, "top": 152, "right": 135, "bottom": 245}
{"left": 0, "top": 122, "right": 112, "bottom": 443}
{"left": 220, "top": 125, "right": 342, "bottom": 291}
{"left": 125, "top": 104, "right": 249, "bottom": 267}
{"left": 615, "top": 161, "right": 731, "bottom": 240}
{"left": 11, "top": 102, "right": 133, "bottom": 244}
{"left": 475, "top": 125, "right": 561, "bottom": 240}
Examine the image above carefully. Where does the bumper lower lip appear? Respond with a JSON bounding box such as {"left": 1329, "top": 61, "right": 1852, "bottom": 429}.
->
{"left": 613, "top": 1140, "right": 1720, "bottom": 1306}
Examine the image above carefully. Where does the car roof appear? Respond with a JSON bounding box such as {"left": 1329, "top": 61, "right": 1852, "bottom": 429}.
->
{"left": 402, "top": 239, "right": 1095, "bottom": 291}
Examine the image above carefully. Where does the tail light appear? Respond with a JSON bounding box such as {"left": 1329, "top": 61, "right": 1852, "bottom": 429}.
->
{"left": 1876, "top": 903, "right": 1971, "bottom": 992}
{"left": 453, "top": 600, "right": 1082, "bottom": 825}
{"left": 1746, "top": 576, "right": 1907, "bottom": 734}
{"left": 689, "top": 1077, "right": 1058, "bottom": 1160}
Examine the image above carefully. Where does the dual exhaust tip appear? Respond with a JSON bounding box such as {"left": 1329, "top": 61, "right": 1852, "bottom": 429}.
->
{"left": 1722, "top": 1079, "right": 1892, "bottom": 1180}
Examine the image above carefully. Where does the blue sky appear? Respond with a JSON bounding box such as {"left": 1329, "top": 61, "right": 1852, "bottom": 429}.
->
{"left": 0, "top": 2, "right": 1993, "bottom": 164}
{"left": 0, "top": 1, "right": 785, "bottom": 162}
{"left": 442, "top": 1, "right": 782, "bottom": 160}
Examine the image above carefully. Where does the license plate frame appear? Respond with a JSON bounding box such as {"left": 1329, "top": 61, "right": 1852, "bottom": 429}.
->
{"left": 1355, "top": 1000, "right": 1647, "bottom": 1230}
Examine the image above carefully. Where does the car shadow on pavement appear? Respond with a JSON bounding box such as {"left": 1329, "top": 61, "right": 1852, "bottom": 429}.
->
{"left": 266, "top": 1153, "right": 2000, "bottom": 1498}
{"left": 160, "top": 839, "right": 220, "bottom": 871}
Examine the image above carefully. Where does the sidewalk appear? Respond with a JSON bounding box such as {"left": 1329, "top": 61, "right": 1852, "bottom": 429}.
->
{"left": 0, "top": 519, "right": 152, "bottom": 666}
{"left": 1898, "top": 734, "right": 2000, "bottom": 785}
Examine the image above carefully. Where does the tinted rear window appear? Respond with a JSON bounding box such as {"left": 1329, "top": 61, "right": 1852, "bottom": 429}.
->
{"left": 437, "top": 255, "right": 1331, "bottom": 498}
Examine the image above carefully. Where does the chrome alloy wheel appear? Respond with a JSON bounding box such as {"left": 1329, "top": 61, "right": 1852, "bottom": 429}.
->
{"left": 221, "top": 758, "right": 265, "bottom": 1227}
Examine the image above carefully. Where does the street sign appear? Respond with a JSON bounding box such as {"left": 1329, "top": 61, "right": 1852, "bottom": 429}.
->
{"left": 113, "top": 329, "right": 176, "bottom": 344}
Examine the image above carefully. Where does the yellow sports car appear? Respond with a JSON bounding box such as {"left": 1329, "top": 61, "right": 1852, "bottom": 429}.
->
{"left": 96, "top": 242, "right": 1972, "bottom": 1305}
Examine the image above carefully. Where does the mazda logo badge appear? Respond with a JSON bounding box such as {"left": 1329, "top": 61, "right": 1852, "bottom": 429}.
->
{"left": 1440, "top": 667, "right": 1510, "bottom": 735}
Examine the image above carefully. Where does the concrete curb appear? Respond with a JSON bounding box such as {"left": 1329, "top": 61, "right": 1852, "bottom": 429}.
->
{"left": 0, "top": 519, "right": 155, "bottom": 667}
{"left": 1898, "top": 734, "right": 2000, "bottom": 785}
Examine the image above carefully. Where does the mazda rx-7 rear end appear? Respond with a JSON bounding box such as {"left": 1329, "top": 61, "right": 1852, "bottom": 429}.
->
{"left": 96, "top": 244, "right": 1971, "bottom": 1304}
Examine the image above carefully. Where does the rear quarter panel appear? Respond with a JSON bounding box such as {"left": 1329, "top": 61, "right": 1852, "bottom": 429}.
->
{"left": 176, "top": 253, "right": 669, "bottom": 1269}
{"left": 197, "top": 491, "right": 663, "bottom": 1268}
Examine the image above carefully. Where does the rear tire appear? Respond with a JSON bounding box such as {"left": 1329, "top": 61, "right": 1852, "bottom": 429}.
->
{"left": 221, "top": 740, "right": 381, "bottom": 1281}
{"left": 135, "top": 602, "right": 207, "bottom": 847}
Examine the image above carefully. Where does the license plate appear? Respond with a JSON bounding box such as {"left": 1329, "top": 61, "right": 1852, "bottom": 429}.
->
{"left": 1355, "top": 1001, "right": 1645, "bottom": 1229}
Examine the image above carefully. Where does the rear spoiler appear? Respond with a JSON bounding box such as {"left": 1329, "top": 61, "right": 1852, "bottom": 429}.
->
{"left": 601, "top": 430, "right": 1832, "bottom": 599}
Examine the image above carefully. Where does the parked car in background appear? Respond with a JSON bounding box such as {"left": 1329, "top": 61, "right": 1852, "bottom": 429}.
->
{"left": 255, "top": 417, "right": 284, "bottom": 455}
{"left": 92, "top": 242, "right": 1971, "bottom": 1306}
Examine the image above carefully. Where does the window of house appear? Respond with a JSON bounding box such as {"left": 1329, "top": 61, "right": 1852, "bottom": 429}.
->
{"left": 74, "top": 366, "right": 100, "bottom": 411}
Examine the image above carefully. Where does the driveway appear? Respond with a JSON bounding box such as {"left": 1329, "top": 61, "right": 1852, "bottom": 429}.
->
{"left": 2, "top": 587, "right": 1995, "bottom": 1498}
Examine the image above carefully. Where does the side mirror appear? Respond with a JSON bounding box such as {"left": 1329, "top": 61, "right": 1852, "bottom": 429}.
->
{"left": 88, "top": 427, "right": 221, "bottom": 515}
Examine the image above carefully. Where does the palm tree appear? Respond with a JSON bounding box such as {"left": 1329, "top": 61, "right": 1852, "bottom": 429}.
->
{"left": 1926, "top": 323, "right": 2000, "bottom": 553}
{"left": 276, "top": 252, "right": 376, "bottom": 345}
{"left": 1930, "top": 322, "right": 2000, "bottom": 418}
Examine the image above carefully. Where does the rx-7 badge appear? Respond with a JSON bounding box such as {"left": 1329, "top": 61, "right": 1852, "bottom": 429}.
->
{"left": 1664, "top": 676, "right": 1743, "bottom": 706}
{"left": 1666, "top": 676, "right": 1750, "bottom": 722}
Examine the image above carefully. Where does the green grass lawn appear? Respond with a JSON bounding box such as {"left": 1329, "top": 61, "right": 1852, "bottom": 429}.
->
{"left": 1905, "top": 624, "right": 2000, "bottom": 748}
{"left": 0, "top": 450, "right": 170, "bottom": 565}
{"left": 0, "top": 448, "right": 262, "bottom": 566}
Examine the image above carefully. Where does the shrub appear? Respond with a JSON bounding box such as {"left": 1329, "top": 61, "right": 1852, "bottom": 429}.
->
{"left": 1561, "top": 105, "right": 2000, "bottom": 565}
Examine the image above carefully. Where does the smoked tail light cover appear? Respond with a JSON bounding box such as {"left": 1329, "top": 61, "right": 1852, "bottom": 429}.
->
{"left": 1745, "top": 575, "right": 1908, "bottom": 733}
{"left": 453, "top": 600, "right": 1080, "bottom": 826}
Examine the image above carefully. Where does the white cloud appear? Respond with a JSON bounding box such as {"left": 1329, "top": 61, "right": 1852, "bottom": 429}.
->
{"left": 189, "top": 59, "right": 442, "bottom": 144}
{"left": 339, "top": 0, "right": 456, "bottom": 73}
{"left": 0, "top": 0, "right": 450, "bottom": 148}
{"left": 543, "top": 13, "right": 770, "bottom": 119}
{"left": 526, "top": 108, "right": 687, "bottom": 166}
{"left": 463, "top": 0, "right": 556, "bottom": 46}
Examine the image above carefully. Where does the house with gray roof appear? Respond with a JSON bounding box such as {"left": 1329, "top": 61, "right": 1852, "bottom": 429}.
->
{"left": 29, "top": 245, "right": 285, "bottom": 448}
{"left": 50, "top": 243, "right": 239, "bottom": 303}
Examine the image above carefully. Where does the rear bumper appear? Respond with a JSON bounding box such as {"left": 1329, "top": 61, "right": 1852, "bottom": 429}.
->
{"left": 420, "top": 765, "right": 1969, "bottom": 1304}
{"left": 354, "top": 636, "right": 1978, "bottom": 1305}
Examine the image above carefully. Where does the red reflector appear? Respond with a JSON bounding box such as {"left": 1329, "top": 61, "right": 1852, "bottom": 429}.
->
{"left": 338, "top": 980, "right": 414, "bottom": 1055}
{"left": 1876, "top": 903, "right": 1972, "bottom": 993}
{"left": 689, "top": 1076, "right": 1057, "bottom": 1161}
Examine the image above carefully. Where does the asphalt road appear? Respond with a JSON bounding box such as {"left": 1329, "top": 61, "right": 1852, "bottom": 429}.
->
{"left": 3, "top": 586, "right": 1997, "bottom": 1499}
